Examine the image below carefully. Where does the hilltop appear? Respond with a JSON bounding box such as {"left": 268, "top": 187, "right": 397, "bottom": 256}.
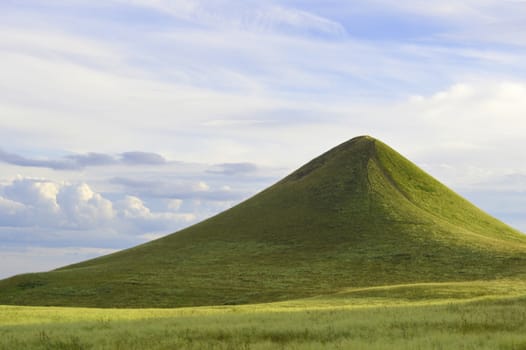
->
{"left": 1, "top": 136, "right": 525, "bottom": 307}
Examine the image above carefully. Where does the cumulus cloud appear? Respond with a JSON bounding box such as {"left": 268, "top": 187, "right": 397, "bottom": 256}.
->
{"left": 0, "top": 177, "right": 197, "bottom": 234}
{"left": 57, "top": 183, "right": 115, "bottom": 229}
{"left": 116, "top": 195, "right": 195, "bottom": 232}
{"left": 3, "top": 177, "right": 60, "bottom": 209}
{"left": 119, "top": 195, "right": 151, "bottom": 219}
{"left": 0, "top": 177, "right": 110, "bottom": 229}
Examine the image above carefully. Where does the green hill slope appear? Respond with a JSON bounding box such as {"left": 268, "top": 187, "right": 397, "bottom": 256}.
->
{"left": 1, "top": 136, "right": 525, "bottom": 307}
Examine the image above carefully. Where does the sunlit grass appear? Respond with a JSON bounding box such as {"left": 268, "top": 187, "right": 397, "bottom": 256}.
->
{"left": 2, "top": 280, "right": 526, "bottom": 349}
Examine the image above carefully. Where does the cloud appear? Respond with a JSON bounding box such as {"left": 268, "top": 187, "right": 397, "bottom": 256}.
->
{"left": 67, "top": 153, "right": 116, "bottom": 167}
{"left": 115, "top": 195, "right": 195, "bottom": 231}
{"left": 128, "top": 197, "right": 195, "bottom": 224}
{"left": 0, "top": 177, "right": 111, "bottom": 229}
{"left": 121, "top": 152, "right": 166, "bottom": 165}
{"left": 167, "top": 198, "right": 183, "bottom": 210}
{"left": 193, "top": 181, "right": 209, "bottom": 191}
{"left": 0, "top": 176, "right": 206, "bottom": 276}
{"left": 0, "top": 196, "right": 25, "bottom": 217}
{"left": 123, "top": 0, "right": 346, "bottom": 36}
{"left": 0, "top": 176, "right": 201, "bottom": 242}
{"left": 207, "top": 162, "right": 258, "bottom": 175}
{"left": 118, "top": 195, "right": 151, "bottom": 219}
{"left": 0, "top": 178, "right": 60, "bottom": 228}
{"left": 0, "top": 149, "right": 167, "bottom": 170}
{"left": 57, "top": 183, "right": 115, "bottom": 229}
{"left": 0, "top": 26, "right": 124, "bottom": 68}
{"left": 110, "top": 176, "right": 249, "bottom": 201}
{"left": 0, "top": 149, "right": 82, "bottom": 170}
{"left": 4, "top": 2, "right": 526, "bottom": 170}
{"left": 399, "top": 81, "right": 526, "bottom": 146}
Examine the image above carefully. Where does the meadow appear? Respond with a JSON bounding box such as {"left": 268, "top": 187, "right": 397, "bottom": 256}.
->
{"left": 2, "top": 280, "right": 526, "bottom": 349}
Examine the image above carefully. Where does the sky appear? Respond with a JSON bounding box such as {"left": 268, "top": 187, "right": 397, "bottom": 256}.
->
{"left": 2, "top": 0, "right": 526, "bottom": 278}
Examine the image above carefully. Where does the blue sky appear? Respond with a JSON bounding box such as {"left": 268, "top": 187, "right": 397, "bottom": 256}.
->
{"left": 2, "top": 0, "right": 526, "bottom": 278}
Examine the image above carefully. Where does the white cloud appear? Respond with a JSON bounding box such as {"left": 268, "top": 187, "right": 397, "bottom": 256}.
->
{"left": 115, "top": 195, "right": 196, "bottom": 234}
{"left": 167, "top": 198, "right": 183, "bottom": 211}
{"left": 57, "top": 183, "right": 115, "bottom": 229}
{"left": 400, "top": 81, "right": 526, "bottom": 143}
{"left": 0, "top": 178, "right": 114, "bottom": 229}
{"left": 0, "top": 177, "right": 201, "bottom": 234}
{"left": 193, "top": 181, "right": 209, "bottom": 191}
{"left": 117, "top": 195, "right": 195, "bottom": 222}
{"left": 0, "top": 177, "right": 203, "bottom": 261}
{"left": 3, "top": 177, "right": 60, "bottom": 212}
{"left": 118, "top": 195, "right": 152, "bottom": 219}
{"left": 0, "top": 196, "right": 25, "bottom": 216}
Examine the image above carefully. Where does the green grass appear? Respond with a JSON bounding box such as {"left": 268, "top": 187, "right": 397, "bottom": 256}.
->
{"left": 1, "top": 135, "right": 526, "bottom": 307}
{"left": 2, "top": 281, "right": 526, "bottom": 349}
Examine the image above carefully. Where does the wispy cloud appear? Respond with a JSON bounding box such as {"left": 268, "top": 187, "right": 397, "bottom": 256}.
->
{"left": 123, "top": 0, "right": 346, "bottom": 36}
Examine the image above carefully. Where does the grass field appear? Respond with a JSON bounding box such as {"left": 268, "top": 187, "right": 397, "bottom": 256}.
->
{"left": 2, "top": 280, "right": 526, "bottom": 349}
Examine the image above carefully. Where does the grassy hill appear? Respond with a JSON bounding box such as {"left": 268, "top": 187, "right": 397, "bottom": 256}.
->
{"left": 1, "top": 135, "right": 525, "bottom": 307}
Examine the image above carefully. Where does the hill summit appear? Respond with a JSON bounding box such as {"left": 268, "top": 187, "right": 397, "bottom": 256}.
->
{"left": 1, "top": 136, "right": 525, "bottom": 307}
